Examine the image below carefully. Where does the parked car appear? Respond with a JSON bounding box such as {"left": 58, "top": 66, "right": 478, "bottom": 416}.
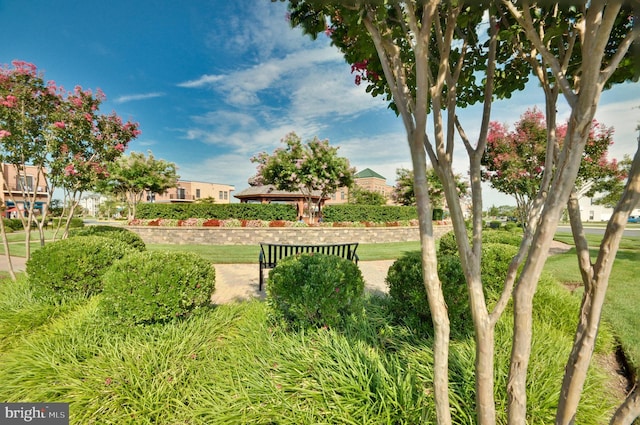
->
{"left": 628, "top": 216, "right": 640, "bottom": 223}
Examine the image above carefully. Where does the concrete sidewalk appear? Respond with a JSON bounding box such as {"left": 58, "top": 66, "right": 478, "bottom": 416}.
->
{"left": 0, "top": 255, "right": 26, "bottom": 273}
{"left": 211, "top": 260, "right": 394, "bottom": 304}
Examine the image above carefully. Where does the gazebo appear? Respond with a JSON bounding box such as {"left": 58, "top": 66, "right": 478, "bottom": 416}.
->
{"left": 234, "top": 185, "right": 329, "bottom": 221}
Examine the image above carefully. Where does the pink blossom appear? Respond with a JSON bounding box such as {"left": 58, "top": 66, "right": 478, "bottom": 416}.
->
{"left": 1, "top": 95, "right": 17, "bottom": 108}
{"left": 54, "top": 121, "right": 66, "bottom": 129}
{"left": 84, "top": 112, "right": 92, "bottom": 122}
{"left": 11, "top": 60, "right": 37, "bottom": 76}
{"left": 114, "top": 143, "right": 125, "bottom": 152}
{"left": 0, "top": 129, "right": 11, "bottom": 139}
{"left": 64, "top": 164, "right": 78, "bottom": 176}
{"left": 70, "top": 97, "right": 83, "bottom": 108}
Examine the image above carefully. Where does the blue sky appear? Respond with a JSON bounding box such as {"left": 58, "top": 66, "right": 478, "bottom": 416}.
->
{"left": 2, "top": 0, "right": 639, "bottom": 206}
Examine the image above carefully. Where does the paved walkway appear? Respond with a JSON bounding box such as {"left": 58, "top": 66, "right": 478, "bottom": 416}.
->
{"left": 211, "top": 260, "right": 394, "bottom": 304}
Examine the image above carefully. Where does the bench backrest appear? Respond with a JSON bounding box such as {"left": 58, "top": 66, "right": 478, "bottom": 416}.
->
{"left": 260, "top": 242, "right": 359, "bottom": 266}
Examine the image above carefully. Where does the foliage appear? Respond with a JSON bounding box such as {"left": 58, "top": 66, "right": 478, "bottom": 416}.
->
{"left": 588, "top": 154, "right": 633, "bottom": 208}
{"left": 393, "top": 167, "right": 469, "bottom": 208}
{"left": 487, "top": 204, "right": 518, "bottom": 220}
{"left": 26, "top": 236, "right": 136, "bottom": 302}
{"left": 2, "top": 219, "right": 23, "bottom": 231}
{"left": 267, "top": 253, "right": 365, "bottom": 329}
{"left": 135, "top": 202, "right": 297, "bottom": 221}
{"left": 482, "top": 108, "right": 619, "bottom": 224}
{"left": 49, "top": 217, "right": 84, "bottom": 229}
{"left": 322, "top": 204, "right": 418, "bottom": 223}
{"left": 70, "top": 225, "right": 146, "bottom": 251}
{"left": 251, "top": 132, "right": 355, "bottom": 219}
{"left": 386, "top": 243, "right": 519, "bottom": 338}
{"left": 97, "top": 150, "right": 178, "bottom": 219}
{"left": 0, "top": 60, "right": 140, "bottom": 258}
{"left": 100, "top": 251, "right": 215, "bottom": 325}
{"left": 347, "top": 185, "right": 387, "bottom": 205}
{"left": 0, "top": 278, "right": 619, "bottom": 424}
{"left": 439, "top": 229, "right": 522, "bottom": 257}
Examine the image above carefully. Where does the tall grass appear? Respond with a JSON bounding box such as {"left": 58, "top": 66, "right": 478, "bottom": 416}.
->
{"left": 0, "top": 275, "right": 618, "bottom": 424}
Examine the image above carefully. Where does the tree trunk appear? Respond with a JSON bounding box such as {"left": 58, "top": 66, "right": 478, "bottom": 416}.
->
{"left": 410, "top": 131, "right": 452, "bottom": 425}
{"left": 508, "top": 128, "right": 588, "bottom": 423}
{"left": 610, "top": 382, "right": 640, "bottom": 425}
{"left": 0, "top": 214, "right": 17, "bottom": 281}
{"left": 557, "top": 140, "right": 640, "bottom": 424}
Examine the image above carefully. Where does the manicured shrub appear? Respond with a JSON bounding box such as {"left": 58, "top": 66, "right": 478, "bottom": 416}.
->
{"left": 488, "top": 220, "right": 502, "bottom": 229}
{"left": 438, "top": 229, "right": 522, "bottom": 257}
{"left": 438, "top": 230, "right": 462, "bottom": 256}
{"left": 100, "top": 251, "right": 216, "bottom": 325}
{"left": 70, "top": 225, "right": 146, "bottom": 251}
{"left": 27, "top": 236, "right": 136, "bottom": 302}
{"left": 136, "top": 203, "right": 297, "bottom": 221}
{"left": 3, "top": 219, "right": 23, "bottom": 231}
{"left": 386, "top": 251, "right": 469, "bottom": 337}
{"left": 322, "top": 204, "right": 418, "bottom": 223}
{"left": 267, "top": 253, "right": 365, "bottom": 329}
{"left": 386, "top": 243, "right": 519, "bottom": 337}
{"left": 483, "top": 229, "right": 522, "bottom": 247}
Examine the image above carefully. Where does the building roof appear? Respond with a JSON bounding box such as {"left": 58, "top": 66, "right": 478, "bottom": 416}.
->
{"left": 355, "top": 168, "right": 386, "bottom": 180}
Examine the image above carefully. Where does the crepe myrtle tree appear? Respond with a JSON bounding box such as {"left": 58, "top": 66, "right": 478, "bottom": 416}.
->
{"left": 49, "top": 91, "right": 141, "bottom": 239}
{"left": 0, "top": 60, "right": 140, "bottom": 262}
{"left": 97, "top": 151, "right": 179, "bottom": 220}
{"left": 280, "top": 1, "right": 639, "bottom": 424}
{"left": 482, "top": 107, "right": 619, "bottom": 228}
{"left": 251, "top": 132, "right": 355, "bottom": 220}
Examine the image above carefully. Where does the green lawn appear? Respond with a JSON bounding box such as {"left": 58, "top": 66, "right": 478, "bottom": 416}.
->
{"left": 147, "top": 240, "right": 422, "bottom": 263}
{"left": 545, "top": 232, "right": 640, "bottom": 373}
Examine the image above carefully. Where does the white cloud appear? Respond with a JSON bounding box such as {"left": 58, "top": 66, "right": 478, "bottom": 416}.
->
{"left": 177, "top": 74, "right": 223, "bottom": 88}
{"left": 114, "top": 92, "right": 164, "bottom": 104}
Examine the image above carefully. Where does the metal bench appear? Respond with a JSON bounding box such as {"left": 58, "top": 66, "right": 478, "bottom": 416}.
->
{"left": 258, "top": 242, "right": 359, "bottom": 291}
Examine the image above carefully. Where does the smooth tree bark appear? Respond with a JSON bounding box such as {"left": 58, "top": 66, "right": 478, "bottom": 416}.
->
{"left": 501, "top": 1, "right": 639, "bottom": 423}
{"left": 361, "top": 4, "right": 453, "bottom": 422}
{"left": 560, "top": 137, "right": 640, "bottom": 425}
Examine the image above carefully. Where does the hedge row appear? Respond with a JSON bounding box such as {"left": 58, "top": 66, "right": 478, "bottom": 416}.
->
{"left": 2, "top": 217, "right": 84, "bottom": 231}
{"left": 134, "top": 203, "right": 420, "bottom": 223}
{"left": 321, "top": 205, "right": 418, "bottom": 222}
{"left": 136, "top": 203, "right": 297, "bottom": 221}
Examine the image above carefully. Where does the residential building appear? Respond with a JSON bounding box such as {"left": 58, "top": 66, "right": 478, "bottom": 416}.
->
{"left": 575, "top": 181, "right": 640, "bottom": 222}
{"left": 152, "top": 180, "right": 235, "bottom": 204}
{"left": 325, "top": 168, "right": 395, "bottom": 205}
{"left": 1, "top": 163, "right": 49, "bottom": 217}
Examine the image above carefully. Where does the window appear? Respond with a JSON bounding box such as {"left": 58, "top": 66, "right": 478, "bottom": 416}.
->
{"left": 341, "top": 191, "right": 345, "bottom": 200}
{"left": 219, "top": 191, "right": 224, "bottom": 200}
{"left": 589, "top": 210, "right": 595, "bottom": 221}
{"left": 17, "top": 175, "right": 34, "bottom": 191}
{"left": 224, "top": 191, "right": 228, "bottom": 200}
{"left": 177, "top": 188, "right": 186, "bottom": 200}
{"left": 196, "top": 189, "right": 201, "bottom": 199}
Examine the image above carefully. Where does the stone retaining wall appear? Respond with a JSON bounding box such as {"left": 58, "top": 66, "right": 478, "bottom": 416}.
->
{"left": 128, "top": 225, "right": 453, "bottom": 245}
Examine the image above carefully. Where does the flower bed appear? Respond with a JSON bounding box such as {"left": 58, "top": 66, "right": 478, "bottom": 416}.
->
{"left": 128, "top": 218, "right": 426, "bottom": 228}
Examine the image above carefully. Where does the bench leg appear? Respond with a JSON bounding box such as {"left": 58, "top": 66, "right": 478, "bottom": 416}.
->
{"left": 259, "top": 266, "right": 264, "bottom": 292}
